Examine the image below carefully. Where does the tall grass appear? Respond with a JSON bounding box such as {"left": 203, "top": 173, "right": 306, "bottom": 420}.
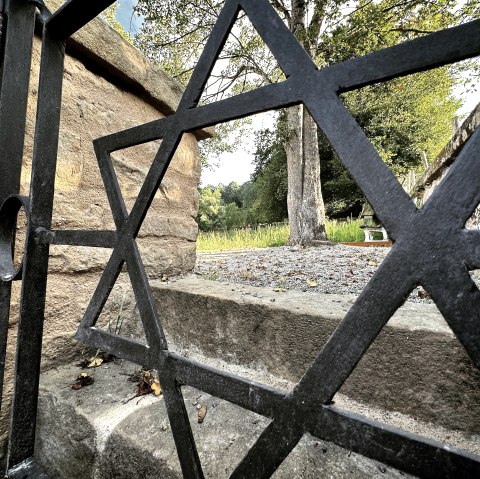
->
{"left": 197, "top": 218, "right": 364, "bottom": 251}
{"left": 197, "top": 223, "right": 290, "bottom": 251}
{"left": 326, "top": 218, "right": 364, "bottom": 243}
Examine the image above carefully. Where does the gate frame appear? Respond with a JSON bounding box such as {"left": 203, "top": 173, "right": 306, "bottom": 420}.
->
{"left": 0, "top": 0, "right": 480, "bottom": 477}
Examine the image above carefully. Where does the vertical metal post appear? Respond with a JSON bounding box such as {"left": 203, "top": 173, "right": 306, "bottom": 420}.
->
{"left": 7, "top": 24, "right": 66, "bottom": 468}
{"left": 0, "top": 0, "right": 36, "bottom": 417}
{"left": 0, "top": 0, "right": 36, "bottom": 200}
{"left": 0, "top": 1, "right": 116, "bottom": 472}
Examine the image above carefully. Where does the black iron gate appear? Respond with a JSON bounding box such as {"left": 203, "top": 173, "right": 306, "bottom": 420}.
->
{"left": 0, "top": 0, "right": 479, "bottom": 477}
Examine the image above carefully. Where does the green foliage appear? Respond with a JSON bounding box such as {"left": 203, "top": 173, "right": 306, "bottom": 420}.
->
{"left": 197, "top": 186, "right": 223, "bottom": 231}
{"left": 253, "top": 67, "right": 460, "bottom": 218}
{"left": 197, "top": 182, "right": 251, "bottom": 231}
{"left": 197, "top": 176, "right": 289, "bottom": 232}
{"left": 320, "top": 68, "right": 460, "bottom": 216}
{"left": 221, "top": 202, "right": 244, "bottom": 229}
{"left": 325, "top": 219, "right": 365, "bottom": 243}
{"left": 134, "top": 0, "right": 283, "bottom": 94}
{"left": 343, "top": 73, "right": 459, "bottom": 169}
{"left": 134, "top": 0, "right": 285, "bottom": 184}
{"left": 135, "top": 0, "right": 478, "bottom": 227}
{"left": 134, "top": 0, "right": 478, "bottom": 94}
{"left": 134, "top": 0, "right": 212, "bottom": 85}
{"left": 197, "top": 219, "right": 364, "bottom": 251}
{"left": 320, "top": 138, "right": 364, "bottom": 218}
{"left": 249, "top": 0, "right": 467, "bottom": 218}
{"left": 251, "top": 115, "right": 362, "bottom": 219}
{"left": 250, "top": 126, "right": 289, "bottom": 223}
{"left": 197, "top": 223, "right": 290, "bottom": 251}
{"left": 220, "top": 181, "right": 242, "bottom": 207}
{"left": 326, "top": 0, "right": 462, "bottom": 166}
{"left": 318, "top": 0, "right": 464, "bottom": 216}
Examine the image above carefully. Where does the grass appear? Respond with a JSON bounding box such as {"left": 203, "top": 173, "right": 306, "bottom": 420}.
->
{"left": 197, "top": 218, "right": 364, "bottom": 252}
{"left": 326, "top": 218, "right": 365, "bottom": 243}
{"left": 197, "top": 223, "right": 290, "bottom": 251}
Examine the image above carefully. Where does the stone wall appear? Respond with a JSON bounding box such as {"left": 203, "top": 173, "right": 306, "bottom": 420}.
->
{"left": 2, "top": 3, "right": 207, "bottom": 451}
{"left": 413, "top": 102, "right": 480, "bottom": 228}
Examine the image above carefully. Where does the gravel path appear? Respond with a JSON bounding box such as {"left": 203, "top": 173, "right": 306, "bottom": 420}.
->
{"left": 194, "top": 243, "right": 432, "bottom": 302}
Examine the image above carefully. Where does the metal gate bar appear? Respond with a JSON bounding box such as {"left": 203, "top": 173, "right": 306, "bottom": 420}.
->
{"left": 0, "top": 0, "right": 479, "bottom": 478}
{"left": 0, "top": 1, "right": 117, "bottom": 475}
{"left": 7, "top": 18, "right": 66, "bottom": 470}
{"left": 0, "top": 0, "right": 36, "bottom": 420}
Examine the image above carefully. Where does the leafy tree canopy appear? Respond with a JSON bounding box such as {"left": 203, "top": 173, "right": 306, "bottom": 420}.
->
{"left": 133, "top": 0, "right": 478, "bottom": 93}
{"left": 133, "top": 0, "right": 478, "bottom": 223}
{"left": 247, "top": 0, "right": 475, "bottom": 218}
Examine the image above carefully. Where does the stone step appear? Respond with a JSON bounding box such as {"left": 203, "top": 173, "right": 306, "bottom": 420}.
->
{"left": 34, "top": 276, "right": 480, "bottom": 478}
{"left": 36, "top": 361, "right": 417, "bottom": 478}
{"left": 36, "top": 357, "right": 479, "bottom": 479}
{"left": 151, "top": 276, "right": 480, "bottom": 436}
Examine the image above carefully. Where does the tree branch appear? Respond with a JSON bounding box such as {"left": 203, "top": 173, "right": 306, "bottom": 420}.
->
{"left": 307, "top": 0, "right": 328, "bottom": 51}
{"left": 271, "top": 0, "right": 291, "bottom": 25}
{"left": 389, "top": 27, "right": 436, "bottom": 34}
{"left": 227, "top": 29, "right": 274, "bottom": 84}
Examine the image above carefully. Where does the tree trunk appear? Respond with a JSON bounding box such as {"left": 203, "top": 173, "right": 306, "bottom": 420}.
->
{"left": 285, "top": 104, "right": 326, "bottom": 245}
{"left": 285, "top": 0, "right": 327, "bottom": 246}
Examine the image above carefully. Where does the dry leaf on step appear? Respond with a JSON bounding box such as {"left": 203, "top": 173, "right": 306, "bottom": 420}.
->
{"left": 72, "top": 372, "right": 94, "bottom": 390}
{"left": 198, "top": 405, "right": 207, "bottom": 424}
{"left": 87, "top": 356, "right": 103, "bottom": 368}
{"left": 150, "top": 378, "right": 162, "bottom": 396}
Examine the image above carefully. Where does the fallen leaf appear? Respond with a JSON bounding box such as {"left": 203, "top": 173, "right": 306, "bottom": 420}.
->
{"left": 198, "top": 405, "right": 207, "bottom": 424}
{"left": 136, "top": 377, "right": 152, "bottom": 397}
{"left": 161, "top": 274, "right": 168, "bottom": 282}
{"left": 78, "top": 351, "right": 116, "bottom": 369}
{"left": 135, "top": 370, "right": 162, "bottom": 397}
{"left": 273, "top": 288, "right": 288, "bottom": 292}
{"left": 87, "top": 356, "right": 103, "bottom": 368}
{"left": 306, "top": 278, "right": 318, "bottom": 288}
{"left": 368, "top": 261, "right": 377, "bottom": 267}
{"left": 150, "top": 378, "right": 162, "bottom": 396}
{"left": 77, "top": 358, "right": 89, "bottom": 368}
{"left": 72, "top": 372, "right": 94, "bottom": 390}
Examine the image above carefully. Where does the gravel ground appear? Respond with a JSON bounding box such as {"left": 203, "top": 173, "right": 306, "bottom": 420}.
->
{"left": 194, "top": 243, "right": 440, "bottom": 303}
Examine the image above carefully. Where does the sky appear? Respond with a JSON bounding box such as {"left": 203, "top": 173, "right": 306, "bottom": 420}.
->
{"left": 200, "top": 147, "right": 255, "bottom": 187}
{"left": 115, "top": 1, "right": 479, "bottom": 187}
{"left": 200, "top": 112, "right": 276, "bottom": 187}
{"left": 116, "top": 0, "right": 143, "bottom": 35}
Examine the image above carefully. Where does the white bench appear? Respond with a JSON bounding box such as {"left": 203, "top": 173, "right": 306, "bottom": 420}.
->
{"left": 359, "top": 224, "right": 388, "bottom": 242}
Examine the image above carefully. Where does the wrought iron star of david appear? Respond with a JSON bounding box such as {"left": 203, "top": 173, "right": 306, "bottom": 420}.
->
{"left": 74, "top": 0, "right": 480, "bottom": 477}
